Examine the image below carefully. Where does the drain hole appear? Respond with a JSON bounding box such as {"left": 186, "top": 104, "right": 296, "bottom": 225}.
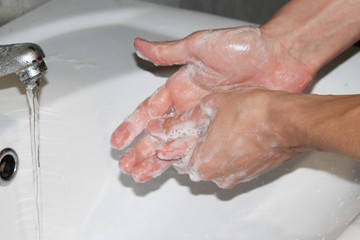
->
{"left": 0, "top": 149, "right": 18, "bottom": 185}
{"left": 0, "top": 155, "right": 16, "bottom": 180}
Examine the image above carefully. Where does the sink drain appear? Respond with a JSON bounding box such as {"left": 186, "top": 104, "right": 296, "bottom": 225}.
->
{"left": 0, "top": 148, "right": 18, "bottom": 185}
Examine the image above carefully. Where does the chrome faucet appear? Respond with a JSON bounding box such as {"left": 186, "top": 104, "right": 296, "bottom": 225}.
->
{"left": 0, "top": 43, "right": 47, "bottom": 85}
{"left": 0, "top": 43, "right": 46, "bottom": 186}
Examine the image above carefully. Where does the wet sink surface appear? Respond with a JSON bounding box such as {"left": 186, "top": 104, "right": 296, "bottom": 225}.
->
{"left": 0, "top": 0, "right": 360, "bottom": 239}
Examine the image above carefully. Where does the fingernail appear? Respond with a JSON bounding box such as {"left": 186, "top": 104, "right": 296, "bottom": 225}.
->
{"left": 110, "top": 121, "right": 139, "bottom": 150}
{"left": 132, "top": 168, "right": 149, "bottom": 183}
{"left": 135, "top": 50, "right": 149, "bottom": 61}
{"left": 110, "top": 127, "right": 130, "bottom": 150}
{"left": 146, "top": 118, "right": 165, "bottom": 137}
{"left": 119, "top": 152, "right": 135, "bottom": 174}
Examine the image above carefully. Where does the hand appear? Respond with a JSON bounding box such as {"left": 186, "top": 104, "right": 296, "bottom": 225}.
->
{"left": 111, "top": 65, "right": 209, "bottom": 182}
{"left": 111, "top": 26, "right": 313, "bottom": 182}
{"left": 146, "top": 88, "right": 303, "bottom": 188}
{"left": 134, "top": 26, "right": 314, "bottom": 92}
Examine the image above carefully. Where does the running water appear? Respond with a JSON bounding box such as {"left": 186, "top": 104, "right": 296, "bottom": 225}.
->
{"left": 25, "top": 79, "right": 42, "bottom": 240}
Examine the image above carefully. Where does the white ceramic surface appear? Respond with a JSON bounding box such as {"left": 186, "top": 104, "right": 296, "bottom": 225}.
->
{"left": 337, "top": 213, "right": 360, "bottom": 240}
{"left": 0, "top": 0, "right": 359, "bottom": 239}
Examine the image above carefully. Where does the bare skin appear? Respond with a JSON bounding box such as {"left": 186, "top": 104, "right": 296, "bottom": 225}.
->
{"left": 111, "top": 0, "right": 360, "bottom": 187}
{"left": 146, "top": 88, "right": 360, "bottom": 188}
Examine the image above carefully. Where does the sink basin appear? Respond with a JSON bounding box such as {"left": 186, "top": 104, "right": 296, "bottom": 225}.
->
{"left": 0, "top": 0, "right": 359, "bottom": 239}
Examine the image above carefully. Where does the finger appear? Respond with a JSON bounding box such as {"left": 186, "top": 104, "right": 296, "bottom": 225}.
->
{"left": 146, "top": 102, "right": 213, "bottom": 166}
{"left": 134, "top": 37, "right": 192, "bottom": 66}
{"left": 111, "top": 85, "right": 171, "bottom": 150}
{"left": 146, "top": 103, "right": 212, "bottom": 142}
{"left": 119, "top": 133, "right": 171, "bottom": 182}
{"left": 146, "top": 116, "right": 199, "bottom": 160}
{"left": 111, "top": 64, "right": 208, "bottom": 150}
{"left": 118, "top": 134, "right": 158, "bottom": 174}
{"left": 132, "top": 155, "right": 171, "bottom": 182}
{"left": 156, "top": 136, "right": 198, "bottom": 160}
{"left": 165, "top": 64, "right": 209, "bottom": 114}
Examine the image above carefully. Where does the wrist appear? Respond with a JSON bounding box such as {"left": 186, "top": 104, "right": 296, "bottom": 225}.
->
{"left": 261, "top": 0, "right": 360, "bottom": 77}
{"left": 260, "top": 24, "right": 322, "bottom": 78}
{"left": 270, "top": 92, "right": 316, "bottom": 153}
{"left": 274, "top": 92, "right": 360, "bottom": 159}
{"left": 258, "top": 26, "right": 316, "bottom": 92}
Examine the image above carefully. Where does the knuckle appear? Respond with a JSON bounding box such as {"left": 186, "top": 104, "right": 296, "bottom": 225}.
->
{"left": 197, "top": 163, "right": 216, "bottom": 181}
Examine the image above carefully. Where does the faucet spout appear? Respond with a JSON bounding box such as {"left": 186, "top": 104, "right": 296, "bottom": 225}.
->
{"left": 0, "top": 43, "right": 47, "bottom": 85}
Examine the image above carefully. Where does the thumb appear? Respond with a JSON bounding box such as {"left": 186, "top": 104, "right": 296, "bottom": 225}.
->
{"left": 134, "top": 37, "right": 192, "bottom": 66}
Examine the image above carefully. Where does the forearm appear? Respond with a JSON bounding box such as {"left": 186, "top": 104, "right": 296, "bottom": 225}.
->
{"left": 261, "top": 0, "right": 360, "bottom": 75}
{"left": 281, "top": 93, "right": 360, "bottom": 159}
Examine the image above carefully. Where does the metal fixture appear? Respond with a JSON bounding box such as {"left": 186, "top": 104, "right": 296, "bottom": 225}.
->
{"left": 0, "top": 43, "right": 47, "bottom": 85}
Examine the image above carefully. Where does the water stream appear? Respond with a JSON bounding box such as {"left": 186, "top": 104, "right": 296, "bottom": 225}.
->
{"left": 25, "top": 79, "right": 42, "bottom": 240}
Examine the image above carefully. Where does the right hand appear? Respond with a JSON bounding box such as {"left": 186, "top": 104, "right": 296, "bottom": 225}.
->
{"left": 146, "top": 87, "right": 303, "bottom": 189}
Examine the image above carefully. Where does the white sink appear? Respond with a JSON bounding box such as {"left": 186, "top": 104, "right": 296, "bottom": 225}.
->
{"left": 0, "top": 0, "right": 359, "bottom": 239}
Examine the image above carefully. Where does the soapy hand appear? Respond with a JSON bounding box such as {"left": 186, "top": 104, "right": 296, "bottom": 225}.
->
{"left": 133, "top": 26, "right": 314, "bottom": 92}
{"left": 146, "top": 88, "right": 303, "bottom": 188}
{"left": 111, "top": 65, "right": 209, "bottom": 182}
{"left": 111, "top": 26, "right": 313, "bottom": 183}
